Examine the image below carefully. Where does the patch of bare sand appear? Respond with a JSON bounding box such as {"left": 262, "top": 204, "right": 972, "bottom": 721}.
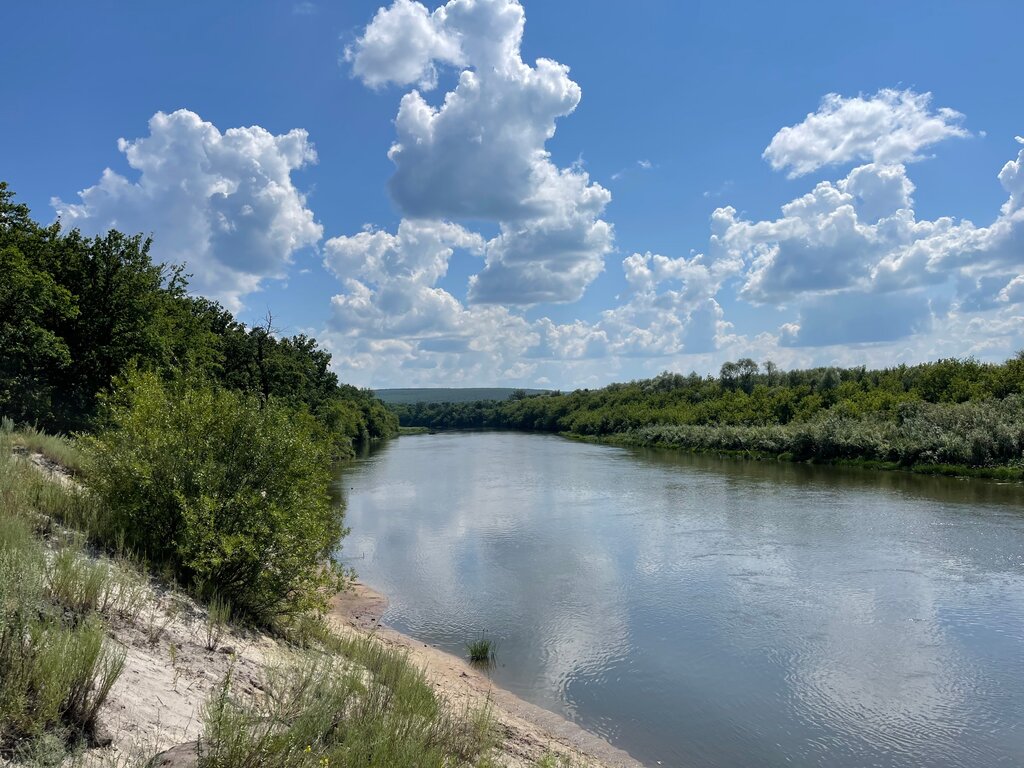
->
{"left": 328, "top": 583, "right": 646, "bottom": 768}
{"left": 76, "top": 582, "right": 278, "bottom": 766}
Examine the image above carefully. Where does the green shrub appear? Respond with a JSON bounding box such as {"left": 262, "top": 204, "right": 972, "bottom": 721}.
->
{"left": 83, "top": 371, "right": 347, "bottom": 622}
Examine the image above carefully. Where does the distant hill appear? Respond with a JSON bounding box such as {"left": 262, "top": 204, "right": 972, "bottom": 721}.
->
{"left": 374, "top": 388, "right": 551, "bottom": 405}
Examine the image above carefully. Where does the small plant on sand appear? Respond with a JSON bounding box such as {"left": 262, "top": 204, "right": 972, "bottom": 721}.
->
{"left": 143, "top": 598, "right": 180, "bottom": 647}
{"left": 534, "top": 753, "right": 580, "bottom": 768}
{"left": 204, "top": 594, "right": 232, "bottom": 652}
{"left": 466, "top": 633, "right": 496, "bottom": 665}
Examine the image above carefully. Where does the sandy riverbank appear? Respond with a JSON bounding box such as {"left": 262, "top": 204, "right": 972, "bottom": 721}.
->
{"left": 60, "top": 576, "right": 644, "bottom": 768}
{"left": 329, "top": 583, "right": 646, "bottom": 768}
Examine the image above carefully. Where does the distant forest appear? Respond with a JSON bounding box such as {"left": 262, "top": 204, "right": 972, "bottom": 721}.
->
{"left": 0, "top": 182, "right": 396, "bottom": 455}
{"left": 375, "top": 387, "right": 551, "bottom": 405}
{"left": 389, "top": 357, "right": 1024, "bottom": 477}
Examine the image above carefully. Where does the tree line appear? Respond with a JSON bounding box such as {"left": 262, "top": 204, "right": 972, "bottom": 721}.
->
{"left": 390, "top": 357, "right": 1024, "bottom": 474}
{"left": 0, "top": 182, "right": 396, "bottom": 455}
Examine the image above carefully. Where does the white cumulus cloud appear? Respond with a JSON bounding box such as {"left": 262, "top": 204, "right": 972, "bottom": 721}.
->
{"left": 52, "top": 110, "right": 322, "bottom": 311}
{"left": 324, "top": 218, "right": 483, "bottom": 339}
{"left": 874, "top": 139, "right": 1024, "bottom": 300}
{"left": 346, "top": 0, "right": 613, "bottom": 305}
{"left": 715, "top": 163, "right": 919, "bottom": 304}
{"left": 320, "top": 217, "right": 736, "bottom": 385}
{"left": 600, "top": 251, "right": 735, "bottom": 357}
{"left": 763, "top": 89, "right": 969, "bottom": 178}
{"left": 345, "top": 0, "right": 463, "bottom": 90}
{"left": 711, "top": 136, "right": 1024, "bottom": 347}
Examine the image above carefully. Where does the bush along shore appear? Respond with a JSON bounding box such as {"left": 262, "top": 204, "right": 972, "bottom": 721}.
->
{"left": 389, "top": 357, "right": 1024, "bottom": 480}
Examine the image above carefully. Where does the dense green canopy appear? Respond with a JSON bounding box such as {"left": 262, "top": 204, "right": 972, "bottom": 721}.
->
{"left": 0, "top": 182, "right": 396, "bottom": 453}
{"left": 390, "top": 357, "right": 1024, "bottom": 473}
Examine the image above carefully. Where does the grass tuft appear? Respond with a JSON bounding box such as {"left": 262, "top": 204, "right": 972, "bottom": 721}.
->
{"left": 204, "top": 594, "right": 232, "bottom": 652}
{"left": 9, "top": 424, "right": 86, "bottom": 476}
{"left": 466, "top": 634, "right": 496, "bottom": 665}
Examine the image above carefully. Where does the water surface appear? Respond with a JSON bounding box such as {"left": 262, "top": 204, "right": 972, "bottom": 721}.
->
{"left": 337, "top": 432, "right": 1024, "bottom": 767}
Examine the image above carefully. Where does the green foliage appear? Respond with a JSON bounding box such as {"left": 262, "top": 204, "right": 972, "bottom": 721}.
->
{"left": 83, "top": 371, "right": 348, "bottom": 622}
{"left": 622, "top": 395, "right": 1024, "bottom": 467}
{"left": 390, "top": 357, "right": 1024, "bottom": 472}
{"left": 0, "top": 200, "right": 77, "bottom": 426}
{"left": 0, "top": 183, "right": 396, "bottom": 452}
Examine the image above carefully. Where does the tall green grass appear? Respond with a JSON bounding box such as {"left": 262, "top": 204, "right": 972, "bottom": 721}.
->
{"left": 466, "top": 634, "right": 496, "bottom": 665}
{"left": 0, "top": 429, "right": 128, "bottom": 759}
{"left": 622, "top": 397, "right": 1024, "bottom": 472}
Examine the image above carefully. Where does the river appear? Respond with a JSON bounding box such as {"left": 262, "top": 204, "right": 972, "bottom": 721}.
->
{"left": 336, "top": 431, "right": 1024, "bottom": 767}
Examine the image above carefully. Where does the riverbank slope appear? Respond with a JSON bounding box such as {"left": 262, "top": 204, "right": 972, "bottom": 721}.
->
{"left": 3, "top": 447, "right": 642, "bottom": 768}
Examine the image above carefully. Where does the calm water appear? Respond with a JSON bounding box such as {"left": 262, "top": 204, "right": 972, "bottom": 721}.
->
{"left": 336, "top": 432, "right": 1024, "bottom": 767}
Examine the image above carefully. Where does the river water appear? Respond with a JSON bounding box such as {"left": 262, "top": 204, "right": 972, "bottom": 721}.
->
{"left": 336, "top": 431, "right": 1024, "bottom": 767}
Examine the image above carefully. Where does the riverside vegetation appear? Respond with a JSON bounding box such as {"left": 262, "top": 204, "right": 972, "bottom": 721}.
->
{"left": 390, "top": 357, "right": 1024, "bottom": 478}
{"left": 0, "top": 182, "right": 396, "bottom": 457}
{"left": 1, "top": 184, "right": 590, "bottom": 765}
{"left": 0, "top": 421, "right": 503, "bottom": 767}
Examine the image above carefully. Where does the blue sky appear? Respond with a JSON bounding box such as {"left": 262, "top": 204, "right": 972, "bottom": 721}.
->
{"left": 3, "top": 1, "right": 1023, "bottom": 388}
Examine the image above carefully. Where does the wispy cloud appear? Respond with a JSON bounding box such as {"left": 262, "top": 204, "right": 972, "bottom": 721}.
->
{"left": 611, "top": 159, "right": 654, "bottom": 181}
{"left": 703, "top": 180, "right": 734, "bottom": 199}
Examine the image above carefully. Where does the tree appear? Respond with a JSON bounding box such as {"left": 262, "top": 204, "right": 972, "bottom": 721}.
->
{"left": 735, "top": 358, "right": 759, "bottom": 394}
{"left": 0, "top": 184, "right": 77, "bottom": 424}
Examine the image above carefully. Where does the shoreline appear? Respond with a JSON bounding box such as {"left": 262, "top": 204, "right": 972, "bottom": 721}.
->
{"left": 328, "top": 582, "right": 647, "bottom": 768}
{"left": 561, "top": 431, "right": 1024, "bottom": 482}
